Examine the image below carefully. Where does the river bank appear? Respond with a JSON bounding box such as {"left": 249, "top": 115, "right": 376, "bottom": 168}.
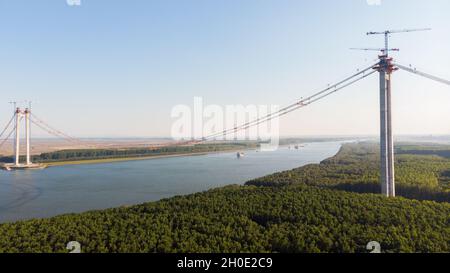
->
{"left": 0, "top": 141, "right": 343, "bottom": 223}
{"left": 1, "top": 142, "right": 260, "bottom": 168}
{"left": 45, "top": 149, "right": 254, "bottom": 167}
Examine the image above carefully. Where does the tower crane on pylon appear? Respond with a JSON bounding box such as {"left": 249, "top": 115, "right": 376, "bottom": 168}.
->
{"left": 352, "top": 28, "right": 432, "bottom": 197}
{"left": 350, "top": 48, "right": 399, "bottom": 54}
{"left": 366, "top": 28, "right": 431, "bottom": 56}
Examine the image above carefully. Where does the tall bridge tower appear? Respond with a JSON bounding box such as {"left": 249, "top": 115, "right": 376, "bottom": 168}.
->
{"left": 366, "top": 28, "right": 431, "bottom": 197}
{"left": 13, "top": 107, "right": 33, "bottom": 167}
{"left": 375, "top": 55, "right": 397, "bottom": 197}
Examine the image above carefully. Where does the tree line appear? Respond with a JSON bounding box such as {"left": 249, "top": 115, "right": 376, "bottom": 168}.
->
{"left": 247, "top": 143, "right": 450, "bottom": 202}
{"left": 0, "top": 142, "right": 257, "bottom": 163}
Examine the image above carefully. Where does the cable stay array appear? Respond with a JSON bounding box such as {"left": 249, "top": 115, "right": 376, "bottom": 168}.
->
{"left": 394, "top": 63, "right": 450, "bottom": 86}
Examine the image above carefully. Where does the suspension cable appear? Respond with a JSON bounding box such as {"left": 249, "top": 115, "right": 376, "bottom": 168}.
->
{"left": 5, "top": 64, "right": 378, "bottom": 150}
{"left": 200, "top": 64, "right": 378, "bottom": 141}
{"left": 395, "top": 63, "right": 450, "bottom": 86}
{"left": 30, "top": 118, "right": 81, "bottom": 145}
{"left": 193, "top": 63, "right": 378, "bottom": 143}
{"left": 275, "top": 70, "right": 377, "bottom": 118}
{"left": 29, "top": 117, "right": 98, "bottom": 148}
{"left": 0, "top": 123, "right": 16, "bottom": 149}
{"left": 204, "top": 70, "right": 377, "bottom": 142}
{"left": 31, "top": 114, "right": 82, "bottom": 143}
{"left": 0, "top": 113, "right": 16, "bottom": 140}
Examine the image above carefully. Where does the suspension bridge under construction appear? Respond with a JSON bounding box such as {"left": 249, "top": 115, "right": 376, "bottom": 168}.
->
{"left": 1, "top": 29, "right": 449, "bottom": 197}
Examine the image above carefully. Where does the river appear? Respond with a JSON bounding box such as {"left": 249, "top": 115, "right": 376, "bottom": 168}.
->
{"left": 0, "top": 141, "right": 342, "bottom": 223}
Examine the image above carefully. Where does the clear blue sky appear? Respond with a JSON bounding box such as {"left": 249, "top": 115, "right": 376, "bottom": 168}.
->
{"left": 1, "top": 0, "right": 449, "bottom": 137}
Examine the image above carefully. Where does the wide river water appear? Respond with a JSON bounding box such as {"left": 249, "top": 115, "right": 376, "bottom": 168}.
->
{"left": 0, "top": 141, "right": 342, "bottom": 223}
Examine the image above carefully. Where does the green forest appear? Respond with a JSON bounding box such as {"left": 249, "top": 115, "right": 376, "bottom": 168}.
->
{"left": 0, "top": 142, "right": 449, "bottom": 253}
{"left": 247, "top": 143, "right": 450, "bottom": 202}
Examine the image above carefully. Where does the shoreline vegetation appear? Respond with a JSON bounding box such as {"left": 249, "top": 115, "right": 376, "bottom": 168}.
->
{"left": 0, "top": 137, "right": 354, "bottom": 167}
{"left": 0, "top": 141, "right": 449, "bottom": 253}
{"left": 0, "top": 142, "right": 260, "bottom": 167}
{"left": 44, "top": 150, "right": 249, "bottom": 167}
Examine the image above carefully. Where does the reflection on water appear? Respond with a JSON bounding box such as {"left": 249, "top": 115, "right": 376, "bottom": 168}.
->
{"left": 0, "top": 142, "right": 342, "bottom": 223}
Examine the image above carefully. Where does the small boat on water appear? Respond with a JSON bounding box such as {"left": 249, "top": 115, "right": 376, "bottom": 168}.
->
{"left": 236, "top": 152, "right": 245, "bottom": 159}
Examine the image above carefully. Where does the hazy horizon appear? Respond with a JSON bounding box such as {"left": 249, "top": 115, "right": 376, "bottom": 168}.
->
{"left": 8, "top": 134, "right": 450, "bottom": 140}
